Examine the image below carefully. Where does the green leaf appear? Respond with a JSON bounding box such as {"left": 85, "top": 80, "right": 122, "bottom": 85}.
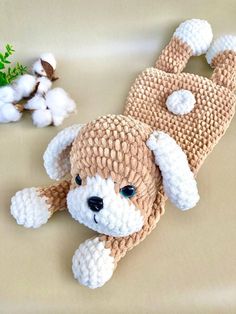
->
{"left": 0, "top": 72, "right": 8, "bottom": 86}
{"left": 0, "top": 43, "right": 28, "bottom": 86}
{"left": 5, "top": 44, "right": 14, "bottom": 55}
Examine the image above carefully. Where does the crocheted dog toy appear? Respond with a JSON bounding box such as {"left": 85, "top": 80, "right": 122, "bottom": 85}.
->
{"left": 10, "top": 19, "right": 236, "bottom": 288}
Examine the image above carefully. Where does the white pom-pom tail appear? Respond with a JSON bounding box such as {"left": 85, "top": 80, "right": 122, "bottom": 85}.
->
{"left": 166, "top": 89, "right": 196, "bottom": 115}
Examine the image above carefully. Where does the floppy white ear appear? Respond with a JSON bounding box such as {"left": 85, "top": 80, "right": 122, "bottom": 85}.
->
{"left": 43, "top": 124, "right": 84, "bottom": 180}
{"left": 146, "top": 131, "right": 199, "bottom": 210}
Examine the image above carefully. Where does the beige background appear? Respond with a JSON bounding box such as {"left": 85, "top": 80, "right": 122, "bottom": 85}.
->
{"left": 0, "top": 0, "right": 236, "bottom": 313}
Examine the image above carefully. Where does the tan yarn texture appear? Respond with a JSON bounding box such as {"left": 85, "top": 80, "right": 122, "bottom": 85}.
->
{"left": 155, "top": 37, "right": 193, "bottom": 74}
{"left": 101, "top": 50, "right": 236, "bottom": 262}
{"left": 211, "top": 51, "right": 236, "bottom": 91}
{"left": 124, "top": 66, "right": 236, "bottom": 173}
{"left": 38, "top": 39, "right": 236, "bottom": 265}
{"left": 70, "top": 114, "right": 162, "bottom": 220}
{"left": 39, "top": 180, "right": 70, "bottom": 214}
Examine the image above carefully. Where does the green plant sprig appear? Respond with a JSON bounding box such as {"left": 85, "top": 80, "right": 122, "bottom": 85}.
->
{"left": 0, "top": 44, "right": 27, "bottom": 86}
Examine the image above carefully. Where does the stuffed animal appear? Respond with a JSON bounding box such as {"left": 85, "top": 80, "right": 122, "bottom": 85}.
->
{"left": 10, "top": 19, "right": 236, "bottom": 289}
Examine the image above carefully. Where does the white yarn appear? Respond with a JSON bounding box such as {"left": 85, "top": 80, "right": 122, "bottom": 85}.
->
{"left": 206, "top": 35, "right": 236, "bottom": 65}
{"left": 25, "top": 94, "right": 46, "bottom": 110}
{"left": 32, "top": 109, "right": 52, "bottom": 128}
{"left": 147, "top": 131, "right": 199, "bottom": 210}
{"left": 67, "top": 174, "right": 144, "bottom": 237}
{"left": 36, "top": 76, "right": 52, "bottom": 94}
{"left": 166, "top": 89, "right": 196, "bottom": 115}
{"left": 72, "top": 237, "right": 115, "bottom": 288}
{"left": 43, "top": 124, "right": 84, "bottom": 180}
{"left": 0, "top": 103, "right": 22, "bottom": 123}
{"left": 174, "top": 19, "right": 213, "bottom": 56}
{"left": 10, "top": 187, "right": 51, "bottom": 228}
{"left": 0, "top": 86, "right": 15, "bottom": 103}
{"left": 13, "top": 74, "right": 37, "bottom": 99}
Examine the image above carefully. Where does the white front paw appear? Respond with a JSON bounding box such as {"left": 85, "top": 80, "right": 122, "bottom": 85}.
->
{"left": 10, "top": 187, "right": 51, "bottom": 228}
{"left": 72, "top": 237, "right": 115, "bottom": 289}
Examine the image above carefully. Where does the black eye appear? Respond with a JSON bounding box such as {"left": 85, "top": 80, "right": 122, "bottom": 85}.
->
{"left": 120, "top": 185, "right": 136, "bottom": 198}
{"left": 75, "top": 175, "right": 82, "bottom": 186}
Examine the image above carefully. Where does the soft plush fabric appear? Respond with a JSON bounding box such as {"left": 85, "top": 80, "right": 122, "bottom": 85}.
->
{"left": 10, "top": 19, "right": 236, "bottom": 288}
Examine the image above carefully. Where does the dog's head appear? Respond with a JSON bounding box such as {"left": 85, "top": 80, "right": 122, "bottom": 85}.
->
{"left": 44, "top": 114, "right": 199, "bottom": 237}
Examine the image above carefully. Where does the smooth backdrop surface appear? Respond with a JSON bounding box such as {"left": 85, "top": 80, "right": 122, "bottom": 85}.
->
{"left": 0, "top": 1, "right": 236, "bottom": 313}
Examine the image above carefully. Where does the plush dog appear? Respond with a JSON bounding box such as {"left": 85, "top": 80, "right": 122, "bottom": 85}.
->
{"left": 10, "top": 19, "right": 236, "bottom": 288}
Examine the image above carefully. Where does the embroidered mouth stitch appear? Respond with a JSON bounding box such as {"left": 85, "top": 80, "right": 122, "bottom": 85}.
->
{"left": 94, "top": 214, "right": 98, "bottom": 224}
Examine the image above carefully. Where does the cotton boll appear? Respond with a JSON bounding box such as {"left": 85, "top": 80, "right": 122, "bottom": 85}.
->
{"left": 32, "top": 109, "right": 52, "bottom": 127}
{"left": 0, "top": 86, "right": 15, "bottom": 103}
{"left": 25, "top": 95, "right": 46, "bottom": 110}
{"left": 44, "top": 88, "right": 76, "bottom": 125}
{"left": 40, "top": 53, "right": 56, "bottom": 70}
{"left": 45, "top": 88, "right": 68, "bottom": 108}
{"left": 45, "top": 87, "right": 76, "bottom": 114}
{"left": 45, "top": 89, "right": 66, "bottom": 112}
{"left": 36, "top": 77, "right": 52, "bottom": 94}
{"left": 32, "top": 53, "right": 56, "bottom": 77}
{"left": 51, "top": 114, "right": 67, "bottom": 126}
{"left": 50, "top": 108, "right": 68, "bottom": 126}
{"left": 13, "top": 74, "right": 37, "bottom": 99}
{"left": 13, "top": 88, "right": 24, "bottom": 102}
{"left": 0, "top": 103, "right": 22, "bottom": 122}
{"left": 32, "top": 59, "right": 46, "bottom": 77}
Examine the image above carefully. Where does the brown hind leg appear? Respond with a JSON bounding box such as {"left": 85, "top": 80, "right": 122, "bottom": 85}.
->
{"left": 206, "top": 36, "right": 236, "bottom": 92}
{"left": 156, "top": 19, "right": 212, "bottom": 73}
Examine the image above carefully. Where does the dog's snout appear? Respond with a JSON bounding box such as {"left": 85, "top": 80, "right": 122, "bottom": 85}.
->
{"left": 87, "top": 196, "right": 103, "bottom": 212}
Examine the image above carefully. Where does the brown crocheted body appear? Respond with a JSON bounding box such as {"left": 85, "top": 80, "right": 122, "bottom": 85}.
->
{"left": 37, "top": 42, "right": 236, "bottom": 266}
{"left": 100, "top": 67, "right": 236, "bottom": 263}
{"left": 124, "top": 68, "right": 236, "bottom": 173}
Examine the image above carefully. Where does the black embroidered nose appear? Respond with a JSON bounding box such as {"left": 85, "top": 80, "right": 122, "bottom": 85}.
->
{"left": 87, "top": 196, "right": 103, "bottom": 212}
